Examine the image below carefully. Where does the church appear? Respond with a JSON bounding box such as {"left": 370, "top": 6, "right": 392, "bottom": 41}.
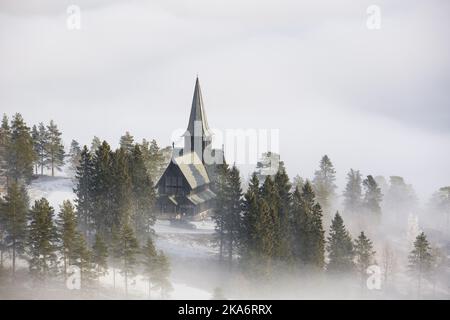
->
{"left": 155, "top": 78, "right": 222, "bottom": 220}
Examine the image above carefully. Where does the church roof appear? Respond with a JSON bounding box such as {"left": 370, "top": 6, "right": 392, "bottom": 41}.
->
{"left": 173, "top": 152, "right": 210, "bottom": 189}
{"left": 184, "top": 77, "right": 212, "bottom": 139}
{"left": 187, "top": 188, "right": 216, "bottom": 205}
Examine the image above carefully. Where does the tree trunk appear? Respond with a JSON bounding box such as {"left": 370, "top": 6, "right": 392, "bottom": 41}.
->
{"left": 228, "top": 235, "right": 233, "bottom": 270}
{"left": 125, "top": 271, "right": 128, "bottom": 297}
{"left": 12, "top": 238, "right": 16, "bottom": 279}
{"left": 113, "top": 267, "right": 116, "bottom": 289}
{"left": 148, "top": 279, "right": 151, "bottom": 299}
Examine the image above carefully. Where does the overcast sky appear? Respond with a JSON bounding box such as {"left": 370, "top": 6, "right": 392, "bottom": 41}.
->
{"left": 1, "top": 0, "right": 449, "bottom": 202}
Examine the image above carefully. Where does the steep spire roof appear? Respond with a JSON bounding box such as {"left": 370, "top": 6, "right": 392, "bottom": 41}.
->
{"left": 184, "top": 77, "right": 212, "bottom": 139}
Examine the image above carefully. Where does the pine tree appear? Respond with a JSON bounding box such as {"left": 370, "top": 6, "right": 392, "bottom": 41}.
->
{"left": 74, "top": 146, "right": 95, "bottom": 239}
{"left": 0, "top": 182, "right": 29, "bottom": 277}
{"left": 56, "top": 200, "right": 78, "bottom": 279}
{"left": 27, "top": 198, "right": 58, "bottom": 281}
{"left": 312, "top": 155, "right": 337, "bottom": 215}
{"left": 92, "top": 234, "right": 108, "bottom": 282}
{"left": 36, "top": 123, "right": 48, "bottom": 175}
{"left": 408, "top": 232, "right": 433, "bottom": 298}
{"left": 354, "top": 231, "right": 376, "bottom": 288}
{"left": 90, "top": 136, "right": 101, "bottom": 154}
{"left": 327, "top": 212, "right": 354, "bottom": 274}
{"left": 31, "top": 125, "right": 39, "bottom": 175}
{"left": 119, "top": 131, "right": 135, "bottom": 153}
{"left": 117, "top": 222, "right": 139, "bottom": 296}
{"left": 152, "top": 251, "right": 172, "bottom": 299}
{"left": 141, "top": 237, "right": 158, "bottom": 298}
{"left": 362, "top": 175, "right": 383, "bottom": 216}
{"left": 45, "top": 120, "right": 65, "bottom": 177}
{"left": 128, "top": 145, "right": 156, "bottom": 241}
{"left": 343, "top": 169, "right": 362, "bottom": 215}
{"left": 68, "top": 139, "right": 82, "bottom": 173}
{"left": 6, "top": 113, "right": 35, "bottom": 183}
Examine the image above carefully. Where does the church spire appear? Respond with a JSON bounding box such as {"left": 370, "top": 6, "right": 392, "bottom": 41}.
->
{"left": 184, "top": 77, "right": 212, "bottom": 139}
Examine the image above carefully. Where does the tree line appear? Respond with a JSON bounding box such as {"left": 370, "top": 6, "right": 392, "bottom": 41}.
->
{"left": 212, "top": 157, "right": 442, "bottom": 297}
{"left": 0, "top": 119, "right": 172, "bottom": 298}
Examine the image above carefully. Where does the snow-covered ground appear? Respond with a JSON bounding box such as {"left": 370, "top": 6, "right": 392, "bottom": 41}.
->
{"left": 24, "top": 174, "right": 218, "bottom": 299}
{"left": 28, "top": 176, "right": 76, "bottom": 209}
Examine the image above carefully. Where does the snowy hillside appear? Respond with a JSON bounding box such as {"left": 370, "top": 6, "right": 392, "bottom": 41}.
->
{"left": 26, "top": 174, "right": 217, "bottom": 299}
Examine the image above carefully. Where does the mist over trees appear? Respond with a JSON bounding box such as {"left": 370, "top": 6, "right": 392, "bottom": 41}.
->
{"left": 0, "top": 113, "right": 448, "bottom": 299}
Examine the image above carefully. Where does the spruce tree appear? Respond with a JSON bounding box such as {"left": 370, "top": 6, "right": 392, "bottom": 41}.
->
{"left": 240, "top": 173, "right": 260, "bottom": 266}
{"left": 119, "top": 131, "right": 135, "bottom": 153}
{"left": 291, "top": 182, "right": 325, "bottom": 269}
{"left": 45, "top": 120, "right": 65, "bottom": 177}
{"left": 290, "top": 186, "right": 308, "bottom": 265}
{"left": 313, "top": 155, "right": 337, "bottom": 215}
{"left": 273, "top": 164, "right": 292, "bottom": 260}
{"left": 255, "top": 198, "right": 276, "bottom": 278}
{"left": 408, "top": 232, "right": 433, "bottom": 298}
{"left": 110, "top": 148, "right": 132, "bottom": 232}
{"left": 0, "top": 182, "right": 29, "bottom": 277}
{"left": 128, "top": 145, "right": 156, "bottom": 241}
{"left": 224, "top": 165, "right": 242, "bottom": 268}
{"left": 92, "top": 234, "right": 109, "bottom": 282}
{"left": 327, "top": 212, "right": 354, "bottom": 274}
{"left": 141, "top": 237, "right": 158, "bottom": 298}
{"left": 74, "top": 146, "right": 95, "bottom": 239}
{"left": 91, "top": 141, "right": 114, "bottom": 237}
{"left": 56, "top": 200, "right": 78, "bottom": 278}
{"left": 6, "top": 113, "right": 35, "bottom": 183}
{"left": 362, "top": 175, "right": 383, "bottom": 216}
{"left": 72, "top": 233, "right": 93, "bottom": 287}
{"left": 212, "top": 162, "right": 231, "bottom": 262}
{"left": 260, "top": 177, "right": 279, "bottom": 262}
{"left": 343, "top": 169, "right": 363, "bottom": 215}
{"left": 354, "top": 231, "right": 376, "bottom": 288}
{"left": 27, "top": 198, "right": 58, "bottom": 281}
{"left": 309, "top": 202, "right": 325, "bottom": 269}
{"left": 68, "top": 139, "right": 82, "bottom": 173}
{"left": 0, "top": 114, "right": 11, "bottom": 186}
{"left": 152, "top": 251, "right": 172, "bottom": 299}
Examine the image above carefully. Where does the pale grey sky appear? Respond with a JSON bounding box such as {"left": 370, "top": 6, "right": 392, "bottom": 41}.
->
{"left": 1, "top": 0, "right": 449, "bottom": 201}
